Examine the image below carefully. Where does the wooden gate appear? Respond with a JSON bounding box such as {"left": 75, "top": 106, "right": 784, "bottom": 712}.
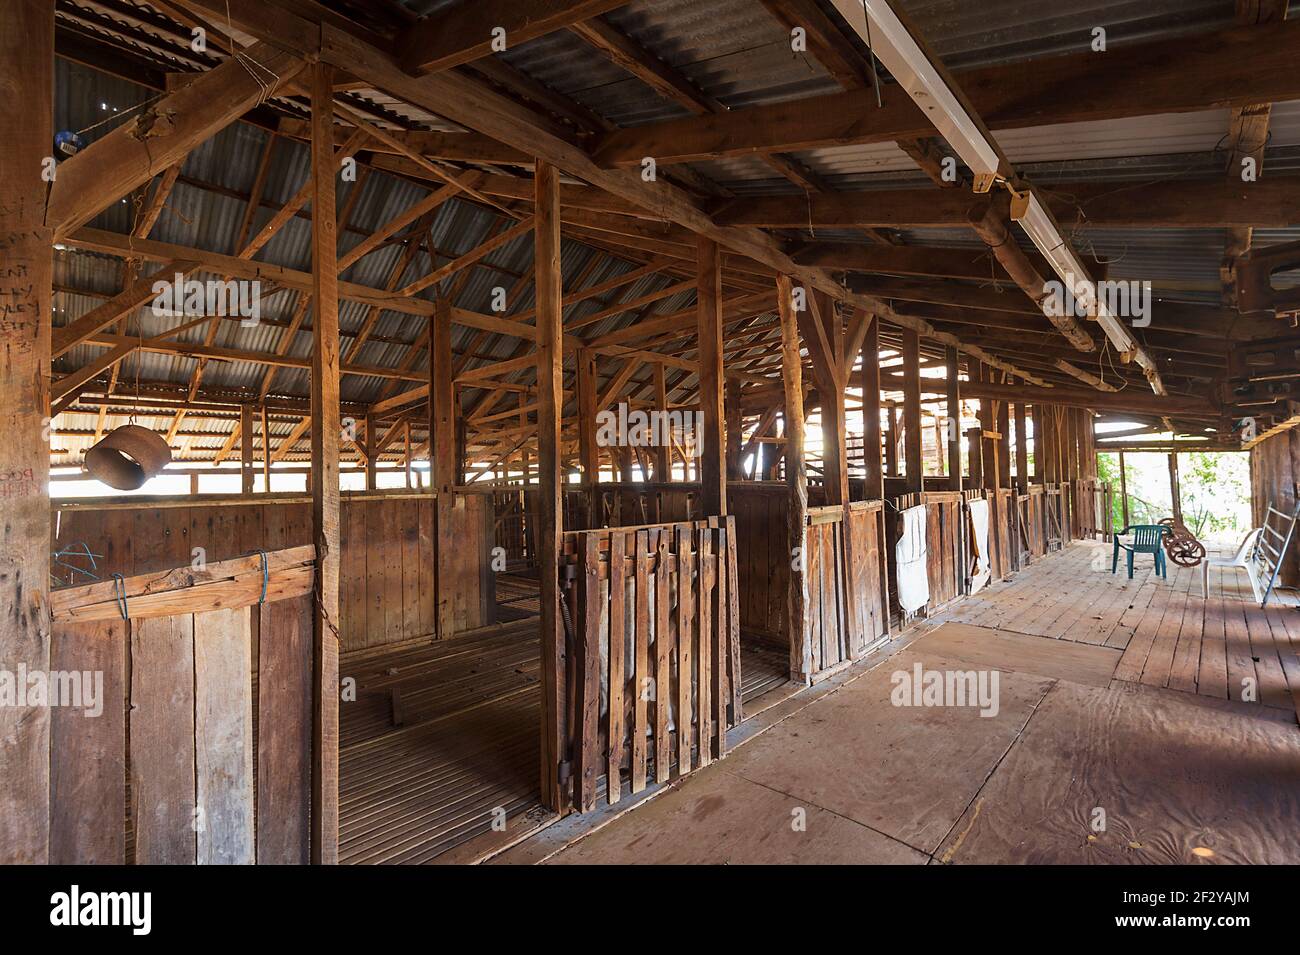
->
{"left": 48, "top": 545, "right": 317, "bottom": 864}
{"left": 560, "top": 518, "right": 740, "bottom": 812}
{"left": 803, "top": 502, "right": 888, "bottom": 677}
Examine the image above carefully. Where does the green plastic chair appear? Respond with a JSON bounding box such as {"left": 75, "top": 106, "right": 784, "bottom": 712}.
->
{"left": 1112, "top": 524, "right": 1168, "bottom": 579}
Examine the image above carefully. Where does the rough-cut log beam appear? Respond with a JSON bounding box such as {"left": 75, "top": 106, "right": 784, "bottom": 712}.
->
{"left": 718, "top": 175, "right": 1300, "bottom": 230}
{"left": 594, "top": 20, "right": 1300, "bottom": 167}
{"left": 45, "top": 41, "right": 305, "bottom": 237}
{"left": 968, "top": 192, "right": 1095, "bottom": 353}
{"left": 399, "top": 0, "right": 631, "bottom": 74}
{"left": 882, "top": 373, "right": 1214, "bottom": 417}
{"left": 795, "top": 241, "right": 1031, "bottom": 283}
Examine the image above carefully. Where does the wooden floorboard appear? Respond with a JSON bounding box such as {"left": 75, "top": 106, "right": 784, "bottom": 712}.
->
{"left": 929, "top": 541, "right": 1300, "bottom": 720}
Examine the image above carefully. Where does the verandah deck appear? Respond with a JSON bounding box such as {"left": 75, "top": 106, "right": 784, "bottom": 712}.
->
{"left": 936, "top": 540, "right": 1300, "bottom": 717}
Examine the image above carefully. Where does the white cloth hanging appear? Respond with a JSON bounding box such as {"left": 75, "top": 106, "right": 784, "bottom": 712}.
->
{"left": 967, "top": 497, "right": 992, "bottom": 594}
{"left": 895, "top": 504, "right": 930, "bottom": 614}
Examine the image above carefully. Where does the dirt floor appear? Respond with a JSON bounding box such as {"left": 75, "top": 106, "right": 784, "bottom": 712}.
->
{"left": 498, "top": 554, "right": 1300, "bottom": 864}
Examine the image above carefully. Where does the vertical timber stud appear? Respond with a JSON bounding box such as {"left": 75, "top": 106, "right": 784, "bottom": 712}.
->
{"left": 241, "top": 404, "right": 255, "bottom": 494}
{"left": 1014, "top": 403, "right": 1029, "bottom": 492}
{"left": 697, "top": 237, "right": 726, "bottom": 516}
{"left": 308, "top": 63, "right": 341, "bottom": 864}
{"left": 0, "top": 0, "right": 53, "bottom": 864}
{"left": 535, "top": 160, "right": 566, "bottom": 812}
{"left": 431, "top": 297, "right": 456, "bottom": 638}
{"left": 902, "top": 329, "right": 923, "bottom": 494}
{"left": 652, "top": 362, "right": 671, "bottom": 481}
{"left": 776, "top": 275, "right": 811, "bottom": 682}
{"left": 725, "top": 380, "right": 743, "bottom": 481}
{"left": 945, "top": 347, "right": 961, "bottom": 491}
{"left": 576, "top": 347, "right": 599, "bottom": 526}
{"left": 861, "top": 317, "right": 884, "bottom": 501}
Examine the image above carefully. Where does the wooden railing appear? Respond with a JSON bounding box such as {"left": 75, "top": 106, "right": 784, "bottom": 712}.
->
{"left": 560, "top": 517, "right": 740, "bottom": 812}
{"left": 48, "top": 545, "right": 317, "bottom": 864}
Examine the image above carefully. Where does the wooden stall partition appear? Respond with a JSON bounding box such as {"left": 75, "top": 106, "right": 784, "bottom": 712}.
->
{"left": 560, "top": 517, "right": 740, "bottom": 812}
{"left": 920, "top": 492, "right": 963, "bottom": 609}
{"left": 804, "top": 502, "right": 888, "bottom": 677}
{"left": 48, "top": 546, "right": 317, "bottom": 864}
{"left": 51, "top": 492, "right": 493, "bottom": 652}
{"left": 727, "top": 483, "right": 790, "bottom": 649}
{"left": 994, "top": 488, "right": 1015, "bottom": 579}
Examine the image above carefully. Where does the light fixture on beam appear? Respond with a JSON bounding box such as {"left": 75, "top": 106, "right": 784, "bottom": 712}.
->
{"left": 829, "top": 0, "right": 1164, "bottom": 395}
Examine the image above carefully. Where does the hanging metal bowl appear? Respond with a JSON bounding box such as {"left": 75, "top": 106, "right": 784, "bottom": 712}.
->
{"left": 83, "top": 424, "right": 172, "bottom": 490}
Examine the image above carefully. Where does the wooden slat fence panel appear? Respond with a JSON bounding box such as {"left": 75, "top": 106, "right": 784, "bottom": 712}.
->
{"left": 560, "top": 516, "right": 739, "bottom": 812}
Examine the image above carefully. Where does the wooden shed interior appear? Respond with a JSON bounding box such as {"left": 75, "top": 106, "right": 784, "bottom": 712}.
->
{"left": 3, "top": 0, "right": 1300, "bottom": 866}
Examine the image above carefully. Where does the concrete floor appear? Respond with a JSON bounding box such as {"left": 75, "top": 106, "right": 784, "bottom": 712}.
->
{"left": 522, "top": 618, "right": 1300, "bottom": 865}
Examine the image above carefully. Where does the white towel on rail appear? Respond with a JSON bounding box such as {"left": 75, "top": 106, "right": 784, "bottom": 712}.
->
{"left": 895, "top": 504, "right": 930, "bottom": 614}
{"left": 967, "top": 497, "right": 992, "bottom": 595}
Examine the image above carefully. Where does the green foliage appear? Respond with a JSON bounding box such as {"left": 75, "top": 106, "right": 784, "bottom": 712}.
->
{"left": 1096, "top": 450, "right": 1250, "bottom": 543}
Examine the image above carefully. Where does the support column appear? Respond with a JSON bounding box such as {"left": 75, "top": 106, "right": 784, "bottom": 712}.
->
{"left": 901, "top": 328, "right": 923, "bottom": 494}
{"left": 240, "top": 403, "right": 255, "bottom": 494}
{"left": 776, "top": 275, "right": 810, "bottom": 683}
{"left": 1168, "top": 451, "right": 1183, "bottom": 524}
{"left": 308, "top": 62, "right": 340, "bottom": 864}
{"left": 430, "top": 297, "right": 456, "bottom": 638}
{"left": 364, "top": 414, "right": 377, "bottom": 490}
{"left": 576, "top": 347, "right": 599, "bottom": 524}
{"left": 0, "top": 0, "right": 53, "bottom": 864}
{"left": 652, "top": 362, "right": 671, "bottom": 482}
{"left": 944, "top": 346, "right": 961, "bottom": 491}
{"left": 1014, "top": 402, "right": 1029, "bottom": 493}
{"left": 861, "top": 317, "right": 884, "bottom": 501}
{"left": 725, "top": 379, "right": 743, "bottom": 481}
{"left": 696, "top": 237, "right": 726, "bottom": 516}
{"left": 261, "top": 403, "right": 271, "bottom": 491}
{"left": 535, "top": 160, "right": 566, "bottom": 812}
{"left": 1119, "top": 449, "right": 1130, "bottom": 529}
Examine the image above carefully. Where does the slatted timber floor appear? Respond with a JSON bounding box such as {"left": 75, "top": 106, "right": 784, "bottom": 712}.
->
{"left": 338, "top": 615, "right": 792, "bottom": 863}
{"left": 933, "top": 540, "right": 1300, "bottom": 718}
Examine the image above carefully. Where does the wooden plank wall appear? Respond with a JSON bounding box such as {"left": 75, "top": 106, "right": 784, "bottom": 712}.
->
{"left": 48, "top": 573, "right": 313, "bottom": 864}
{"left": 51, "top": 492, "right": 493, "bottom": 650}
{"left": 1251, "top": 427, "right": 1300, "bottom": 588}
{"left": 562, "top": 517, "right": 741, "bottom": 812}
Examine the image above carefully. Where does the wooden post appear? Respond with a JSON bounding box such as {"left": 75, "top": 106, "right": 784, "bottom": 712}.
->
{"left": 725, "top": 379, "right": 743, "bottom": 480}
{"left": 1119, "top": 448, "right": 1130, "bottom": 529}
{"left": 1031, "top": 404, "right": 1044, "bottom": 484}
{"left": 0, "top": 0, "right": 52, "bottom": 864}
{"left": 901, "top": 328, "right": 923, "bottom": 494}
{"left": 652, "top": 362, "right": 671, "bottom": 482}
{"left": 535, "top": 160, "right": 566, "bottom": 812}
{"left": 1168, "top": 450, "right": 1183, "bottom": 524}
{"left": 1014, "top": 402, "right": 1029, "bottom": 492}
{"left": 363, "top": 414, "right": 377, "bottom": 491}
{"left": 576, "top": 347, "right": 599, "bottom": 524}
{"left": 404, "top": 421, "right": 412, "bottom": 489}
{"left": 431, "top": 297, "right": 456, "bottom": 638}
{"left": 308, "top": 62, "right": 340, "bottom": 864}
{"left": 885, "top": 401, "right": 899, "bottom": 476}
{"left": 776, "top": 275, "right": 810, "bottom": 683}
{"left": 697, "top": 237, "right": 726, "bottom": 516}
{"left": 240, "top": 404, "right": 255, "bottom": 494}
{"left": 997, "top": 395, "right": 1011, "bottom": 490}
{"left": 945, "top": 346, "right": 961, "bottom": 491}
{"left": 261, "top": 403, "right": 271, "bottom": 492}
{"left": 861, "top": 317, "right": 884, "bottom": 501}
